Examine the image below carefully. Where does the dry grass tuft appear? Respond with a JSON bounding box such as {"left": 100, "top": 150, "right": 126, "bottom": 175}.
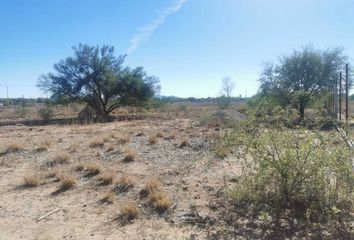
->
{"left": 57, "top": 174, "right": 76, "bottom": 191}
{"left": 4, "top": 143, "right": 23, "bottom": 154}
{"left": 36, "top": 139, "right": 51, "bottom": 152}
{"left": 140, "top": 177, "right": 161, "bottom": 197}
{"left": 117, "top": 134, "right": 130, "bottom": 145}
{"left": 23, "top": 174, "right": 41, "bottom": 188}
{"left": 136, "top": 131, "right": 145, "bottom": 137}
{"left": 122, "top": 148, "right": 137, "bottom": 163}
{"left": 114, "top": 175, "right": 134, "bottom": 193}
{"left": 179, "top": 138, "right": 189, "bottom": 148}
{"left": 148, "top": 135, "right": 158, "bottom": 145}
{"left": 84, "top": 162, "right": 101, "bottom": 177}
{"left": 118, "top": 201, "right": 139, "bottom": 223}
{"left": 89, "top": 138, "right": 105, "bottom": 148}
{"left": 48, "top": 152, "right": 71, "bottom": 167}
{"left": 74, "top": 162, "right": 85, "bottom": 172}
{"left": 156, "top": 132, "right": 164, "bottom": 138}
{"left": 149, "top": 191, "right": 172, "bottom": 213}
{"left": 99, "top": 191, "right": 115, "bottom": 204}
{"left": 106, "top": 144, "right": 115, "bottom": 152}
{"left": 98, "top": 170, "right": 115, "bottom": 185}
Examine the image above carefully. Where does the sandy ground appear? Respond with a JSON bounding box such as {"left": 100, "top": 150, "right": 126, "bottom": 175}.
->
{"left": 0, "top": 119, "right": 242, "bottom": 240}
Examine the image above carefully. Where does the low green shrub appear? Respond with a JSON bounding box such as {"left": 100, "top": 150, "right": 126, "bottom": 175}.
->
{"left": 225, "top": 122, "right": 353, "bottom": 234}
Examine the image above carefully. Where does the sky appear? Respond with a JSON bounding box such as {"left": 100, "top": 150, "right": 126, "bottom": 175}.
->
{"left": 1, "top": 0, "right": 354, "bottom": 98}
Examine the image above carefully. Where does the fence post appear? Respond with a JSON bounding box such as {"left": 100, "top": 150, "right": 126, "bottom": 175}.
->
{"left": 339, "top": 72, "right": 342, "bottom": 121}
{"left": 346, "top": 64, "right": 349, "bottom": 123}
{"left": 334, "top": 80, "right": 338, "bottom": 119}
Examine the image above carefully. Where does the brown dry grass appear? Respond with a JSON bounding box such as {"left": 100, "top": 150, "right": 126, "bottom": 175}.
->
{"left": 4, "top": 143, "right": 23, "bottom": 154}
{"left": 114, "top": 175, "right": 134, "bottom": 193}
{"left": 149, "top": 191, "right": 172, "bottom": 213}
{"left": 141, "top": 177, "right": 161, "bottom": 197}
{"left": 57, "top": 174, "right": 76, "bottom": 191}
{"left": 156, "top": 132, "right": 164, "bottom": 138}
{"left": 84, "top": 162, "right": 100, "bottom": 177}
{"left": 36, "top": 139, "right": 51, "bottom": 152}
{"left": 117, "top": 134, "right": 130, "bottom": 145}
{"left": 89, "top": 138, "right": 105, "bottom": 148}
{"left": 23, "top": 174, "right": 41, "bottom": 188}
{"left": 98, "top": 170, "right": 115, "bottom": 185}
{"left": 122, "top": 148, "right": 137, "bottom": 163}
{"left": 106, "top": 144, "right": 115, "bottom": 152}
{"left": 179, "top": 138, "right": 189, "bottom": 148}
{"left": 74, "top": 162, "right": 85, "bottom": 172}
{"left": 148, "top": 135, "right": 158, "bottom": 145}
{"left": 48, "top": 151, "right": 71, "bottom": 166}
{"left": 99, "top": 191, "right": 115, "bottom": 204}
{"left": 118, "top": 201, "right": 140, "bottom": 223}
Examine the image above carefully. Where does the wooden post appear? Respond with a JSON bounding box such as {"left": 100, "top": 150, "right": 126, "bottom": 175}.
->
{"left": 334, "top": 80, "right": 338, "bottom": 119}
{"left": 346, "top": 64, "right": 349, "bottom": 122}
{"left": 339, "top": 72, "right": 342, "bottom": 121}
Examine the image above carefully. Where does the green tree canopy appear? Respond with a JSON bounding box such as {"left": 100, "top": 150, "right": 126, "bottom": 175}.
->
{"left": 38, "top": 44, "right": 159, "bottom": 116}
{"left": 258, "top": 47, "right": 351, "bottom": 119}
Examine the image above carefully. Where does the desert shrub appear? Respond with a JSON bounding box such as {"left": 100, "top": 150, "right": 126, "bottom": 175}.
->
{"left": 226, "top": 123, "right": 353, "bottom": 229}
{"left": 38, "top": 106, "right": 54, "bottom": 121}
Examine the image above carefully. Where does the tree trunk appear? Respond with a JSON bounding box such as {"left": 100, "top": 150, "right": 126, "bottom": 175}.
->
{"left": 298, "top": 101, "right": 305, "bottom": 120}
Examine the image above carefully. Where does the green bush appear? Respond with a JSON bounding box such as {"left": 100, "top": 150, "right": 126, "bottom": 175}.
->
{"left": 226, "top": 122, "right": 353, "bottom": 226}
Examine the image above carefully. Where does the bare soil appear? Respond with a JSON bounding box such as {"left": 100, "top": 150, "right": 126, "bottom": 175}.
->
{"left": 0, "top": 118, "right": 242, "bottom": 240}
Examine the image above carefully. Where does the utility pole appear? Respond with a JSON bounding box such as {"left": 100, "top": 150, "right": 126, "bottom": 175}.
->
{"left": 339, "top": 72, "right": 342, "bottom": 121}
{"left": 346, "top": 64, "right": 349, "bottom": 123}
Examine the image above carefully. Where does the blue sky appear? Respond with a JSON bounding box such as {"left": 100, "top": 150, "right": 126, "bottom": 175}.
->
{"left": 1, "top": 0, "right": 354, "bottom": 98}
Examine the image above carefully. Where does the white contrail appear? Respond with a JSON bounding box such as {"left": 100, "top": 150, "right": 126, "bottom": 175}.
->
{"left": 126, "top": 0, "right": 188, "bottom": 54}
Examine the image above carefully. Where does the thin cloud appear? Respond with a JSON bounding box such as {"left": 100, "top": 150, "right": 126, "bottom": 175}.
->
{"left": 126, "top": 0, "right": 188, "bottom": 54}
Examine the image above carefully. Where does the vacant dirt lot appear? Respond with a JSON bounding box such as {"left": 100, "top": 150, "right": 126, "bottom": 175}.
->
{"left": 0, "top": 118, "right": 242, "bottom": 240}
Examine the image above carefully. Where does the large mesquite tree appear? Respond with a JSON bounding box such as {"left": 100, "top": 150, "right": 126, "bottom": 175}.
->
{"left": 259, "top": 47, "right": 351, "bottom": 120}
{"left": 38, "top": 44, "right": 159, "bottom": 116}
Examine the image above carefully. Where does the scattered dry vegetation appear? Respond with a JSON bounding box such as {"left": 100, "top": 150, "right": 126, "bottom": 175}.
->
{"left": 89, "top": 138, "right": 105, "bottom": 148}
{"left": 57, "top": 174, "right": 76, "bottom": 191}
{"left": 114, "top": 175, "right": 134, "bottom": 193}
{"left": 179, "top": 138, "right": 189, "bottom": 148}
{"left": 98, "top": 170, "right": 115, "bottom": 185}
{"left": 116, "top": 134, "right": 130, "bottom": 144}
{"left": 36, "top": 139, "right": 51, "bottom": 152}
{"left": 118, "top": 201, "right": 140, "bottom": 224}
{"left": 122, "top": 148, "right": 137, "bottom": 162}
{"left": 3, "top": 143, "right": 23, "bottom": 154}
{"left": 47, "top": 151, "right": 71, "bottom": 167}
{"left": 149, "top": 191, "right": 172, "bottom": 213}
{"left": 140, "top": 177, "right": 161, "bottom": 197}
{"left": 99, "top": 191, "right": 115, "bottom": 204}
{"left": 22, "top": 173, "right": 42, "bottom": 188}
{"left": 83, "top": 162, "right": 101, "bottom": 177}
{"left": 148, "top": 135, "right": 158, "bottom": 145}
